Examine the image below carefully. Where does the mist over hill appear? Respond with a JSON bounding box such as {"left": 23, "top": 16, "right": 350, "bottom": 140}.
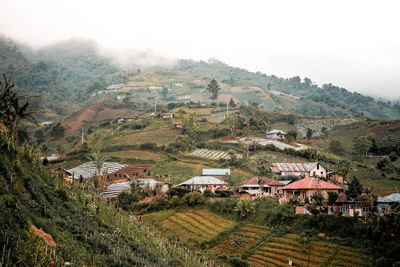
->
{"left": 1, "top": 34, "right": 400, "bottom": 120}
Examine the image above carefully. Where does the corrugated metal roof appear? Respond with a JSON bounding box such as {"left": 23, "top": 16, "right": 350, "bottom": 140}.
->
{"left": 271, "top": 162, "right": 321, "bottom": 172}
{"left": 202, "top": 169, "right": 230, "bottom": 176}
{"left": 279, "top": 180, "right": 292, "bottom": 185}
{"left": 67, "top": 161, "right": 127, "bottom": 179}
{"left": 267, "top": 129, "right": 286, "bottom": 135}
{"left": 177, "top": 176, "right": 227, "bottom": 186}
{"left": 240, "top": 190, "right": 262, "bottom": 195}
{"left": 383, "top": 193, "right": 400, "bottom": 202}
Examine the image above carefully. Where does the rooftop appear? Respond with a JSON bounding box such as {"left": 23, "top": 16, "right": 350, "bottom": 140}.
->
{"left": 267, "top": 129, "right": 286, "bottom": 135}
{"left": 271, "top": 162, "right": 322, "bottom": 173}
{"left": 202, "top": 168, "right": 230, "bottom": 176}
{"left": 177, "top": 176, "right": 227, "bottom": 186}
{"left": 239, "top": 177, "right": 284, "bottom": 187}
{"left": 67, "top": 161, "right": 127, "bottom": 179}
{"left": 280, "top": 177, "right": 342, "bottom": 190}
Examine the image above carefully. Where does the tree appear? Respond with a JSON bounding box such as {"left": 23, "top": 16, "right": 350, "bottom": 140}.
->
{"left": 234, "top": 200, "right": 256, "bottom": 220}
{"left": 327, "top": 192, "right": 338, "bottom": 205}
{"left": 306, "top": 128, "right": 315, "bottom": 140}
{"left": 0, "top": 73, "right": 37, "bottom": 139}
{"left": 87, "top": 151, "right": 109, "bottom": 188}
{"left": 345, "top": 177, "right": 363, "bottom": 200}
{"left": 389, "top": 151, "right": 398, "bottom": 162}
{"left": 352, "top": 135, "right": 372, "bottom": 156}
{"left": 321, "top": 126, "right": 329, "bottom": 139}
{"left": 161, "top": 86, "right": 168, "bottom": 100}
{"left": 229, "top": 97, "right": 236, "bottom": 107}
{"left": 206, "top": 79, "right": 221, "bottom": 103}
{"left": 286, "top": 130, "right": 298, "bottom": 143}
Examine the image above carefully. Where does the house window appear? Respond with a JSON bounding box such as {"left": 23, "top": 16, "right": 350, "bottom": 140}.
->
{"left": 317, "top": 164, "right": 319, "bottom": 170}
{"left": 313, "top": 171, "right": 316, "bottom": 176}
{"left": 321, "top": 172, "right": 323, "bottom": 176}
{"left": 114, "top": 174, "right": 117, "bottom": 177}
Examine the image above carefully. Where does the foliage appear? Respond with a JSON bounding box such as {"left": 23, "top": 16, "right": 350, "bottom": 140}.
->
{"left": 234, "top": 200, "right": 256, "bottom": 220}
{"left": 0, "top": 73, "right": 37, "bottom": 139}
{"left": 329, "top": 140, "right": 345, "bottom": 156}
{"left": 182, "top": 192, "right": 204, "bottom": 206}
{"left": 206, "top": 79, "right": 221, "bottom": 102}
{"left": 306, "top": 128, "right": 315, "bottom": 140}
{"left": 345, "top": 177, "right": 364, "bottom": 200}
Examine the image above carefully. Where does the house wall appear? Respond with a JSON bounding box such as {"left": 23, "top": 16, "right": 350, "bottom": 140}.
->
{"left": 106, "top": 165, "right": 151, "bottom": 182}
{"left": 309, "top": 164, "right": 327, "bottom": 178}
{"left": 266, "top": 133, "right": 284, "bottom": 140}
{"left": 281, "top": 171, "right": 307, "bottom": 176}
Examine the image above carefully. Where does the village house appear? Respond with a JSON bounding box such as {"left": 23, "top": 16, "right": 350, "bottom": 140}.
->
{"left": 176, "top": 176, "right": 228, "bottom": 193}
{"left": 238, "top": 190, "right": 263, "bottom": 200}
{"left": 238, "top": 177, "right": 284, "bottom": 196}
{"left": 271, "top": 162, "right": 327, "bottom": 178}
{"left": 266, "top": 129, "right": 286, "bottom": 140}
{"left": 330, "top": 193, "right": 371, "bottom": 217}
{"left": 279, "top": 177, "right": 343, "bottom": 203}
{"left": 67, "top": 162, "right": 152, "bottom": 182}
{"left": 202, "top": 168, "right": 230, "bottom": 178}
{"left": 376, "top": 193, "right": 400, "bottom": 213}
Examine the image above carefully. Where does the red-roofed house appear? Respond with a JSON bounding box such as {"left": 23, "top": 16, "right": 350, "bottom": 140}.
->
{"left": 239, "top": 177, "right": 284, "bottom": 196}
{"left": 280, "top": 177, "right": 343, "bottom": 202}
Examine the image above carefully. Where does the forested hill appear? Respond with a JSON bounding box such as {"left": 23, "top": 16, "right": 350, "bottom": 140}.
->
{"left": 0, "top": 36, "right": 123, "bottom": 118}
{"left": 0, "top": 36, "right": 72, "bottom": 116}
{"left": 175, "top": 59, "right": 400, "bottom": 119}
{"left": 1, "top": 35, "right": 400, "bottom": 120}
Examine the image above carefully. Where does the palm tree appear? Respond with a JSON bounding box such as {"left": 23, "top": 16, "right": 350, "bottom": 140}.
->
{"left": 0, "top": 73, "right": 38, "bottom": 140}
{"left": 87, "top": 151, "right": 109, "bottom": 188}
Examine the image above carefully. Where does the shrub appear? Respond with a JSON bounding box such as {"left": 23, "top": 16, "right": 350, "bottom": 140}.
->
{"left": 182, "top": 192, "right": 204, "bottom": 206}
{"left": 167, "top": 187, "right": 191, "bottom": 199}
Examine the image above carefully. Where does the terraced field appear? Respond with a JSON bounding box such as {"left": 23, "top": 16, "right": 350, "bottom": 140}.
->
{"left": 210, "top": 224, "right": 269, "bottom": 256}
{"left": 161, "top": 210, "right": 235, "bottom": 242}
{"left": 191, "top": 149, "right": 243, "bottom": 160}
{"left": 379, "top": 127, "right": 400, "bottom": 147}
{"left": 246, "top": 233, "right": 372, "bottom": 267}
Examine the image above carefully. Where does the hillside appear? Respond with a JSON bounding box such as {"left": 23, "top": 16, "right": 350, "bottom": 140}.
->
{"left": 0, "top": 132, "right": 206, "bottom": 266}
{"left": 2, "top": 35, "right": 400, "bottom": 121}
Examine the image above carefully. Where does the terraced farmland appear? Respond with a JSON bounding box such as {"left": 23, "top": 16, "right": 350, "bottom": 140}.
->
{"left": 379, "top": 127, "right": 400, "bottom": 147}
{"left": 246, "top": 233, "right": 372, "bottom": 267}
{"left": 210, "top": 224, "right": 269, "bottom": 256}
{"left": 161, "top": 210, "right": 235, "bottom": 243}
{"left": 191, "top": 149, "right": 243, "bottom": 159}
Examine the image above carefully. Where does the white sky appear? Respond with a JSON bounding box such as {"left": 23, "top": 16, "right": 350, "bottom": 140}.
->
{"left": 1, "top": 0, "right": 400, "bottom": 98}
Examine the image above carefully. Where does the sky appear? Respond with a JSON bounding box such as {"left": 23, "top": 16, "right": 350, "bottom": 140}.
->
{"left": 1, "top": 0, "right": 400, "bottom": 99}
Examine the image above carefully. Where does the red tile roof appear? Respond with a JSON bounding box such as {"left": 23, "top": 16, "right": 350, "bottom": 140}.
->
{"left": 280, "top": 177, "right": 342, "bottom": 190}
{"left": 239, "top": 177, "right": 284, "bottom": 186}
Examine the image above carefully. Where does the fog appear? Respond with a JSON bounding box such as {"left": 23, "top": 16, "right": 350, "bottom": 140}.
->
{"left": 1, "top": 0, "right": 399, "bottom": 98}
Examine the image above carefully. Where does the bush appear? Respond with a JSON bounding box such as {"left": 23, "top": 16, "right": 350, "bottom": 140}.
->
{"left": 214, "top": 190, "right": 232, "bottom": 198}
{"left": 167, "top": 187, "right": 191, "bottom": 199}
{"left": 182, "top": 192, "right": 204, "bottom": 206}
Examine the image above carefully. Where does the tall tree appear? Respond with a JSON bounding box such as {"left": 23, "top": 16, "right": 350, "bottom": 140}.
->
{"left": 206, "top": 79, "right": 221, "bottom": 103}
{"left": 87, "top": 151, "right": 109, "bottom": 188}
{"left": 306, "top": 128, "right": 315, "bottom": 140}
{"left": 0, "top": 73, "right": 37, "bottom": 139}
{"left": 345, "top": 177, "right": 363, "bottom": 200}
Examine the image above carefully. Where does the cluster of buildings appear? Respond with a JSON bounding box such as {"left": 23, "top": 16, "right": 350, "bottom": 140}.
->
{"left": 64, "top": 159, "right": 399, "bottom": 217}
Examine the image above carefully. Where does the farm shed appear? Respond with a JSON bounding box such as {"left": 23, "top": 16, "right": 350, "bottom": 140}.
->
{"left": 202, "top": 168, "right": 230, "bottom": 177}
{"left": 67, "top": 162, "right": 152, "bottom": 182}
{"left": 176, "top": 176, "right": 228, "bottom": 193}
{"left": 266, "top": 129, "right": 286, "bottom": 140}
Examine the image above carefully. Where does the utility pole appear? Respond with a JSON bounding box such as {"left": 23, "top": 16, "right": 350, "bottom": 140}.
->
{"left": 154, "top": 97, "right": 157, "bottom": 113}
{"left": 226, "top": 100, "right": 229, "bottom": 118}
{"left": 81, "top": 126, "right": 84, "bottom": 144}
